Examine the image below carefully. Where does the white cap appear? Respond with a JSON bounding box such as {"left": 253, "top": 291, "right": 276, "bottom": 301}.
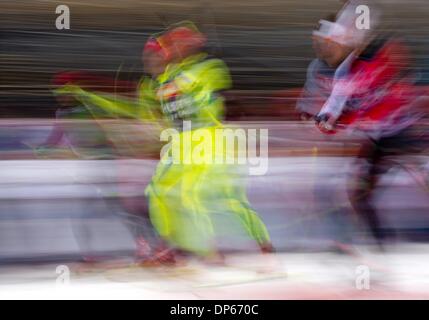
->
{"left": 312, "top": 20, "right": 350, "bottom": 46}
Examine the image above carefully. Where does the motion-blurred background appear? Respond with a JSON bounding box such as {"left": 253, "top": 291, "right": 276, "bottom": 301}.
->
{"left": 2, "top": 0, "right": 429, "bottom": 117}
{"left": 0, "top": 0, "right": 429, "bottom": 265}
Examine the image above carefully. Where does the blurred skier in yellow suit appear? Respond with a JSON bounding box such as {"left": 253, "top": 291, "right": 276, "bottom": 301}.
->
{"left": 58, "top": 22, "right": 273, "bottom": 260}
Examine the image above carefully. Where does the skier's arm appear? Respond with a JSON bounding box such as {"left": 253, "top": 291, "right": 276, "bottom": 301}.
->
{"left": 42, "top": 109, "right": 65, "bottom": 147}
{"left": 58, "top": 85, "right": 138, "bottom": 119}
{"left": 318, "top": 53, "right": 356, "bottom": 121}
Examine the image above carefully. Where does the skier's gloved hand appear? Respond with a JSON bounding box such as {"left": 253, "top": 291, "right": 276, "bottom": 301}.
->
{"left": 314, "top": 113, "right": 328, "bottom": 124}
{"left": 315, "top": 113, "right": 337, "bottom": 134}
